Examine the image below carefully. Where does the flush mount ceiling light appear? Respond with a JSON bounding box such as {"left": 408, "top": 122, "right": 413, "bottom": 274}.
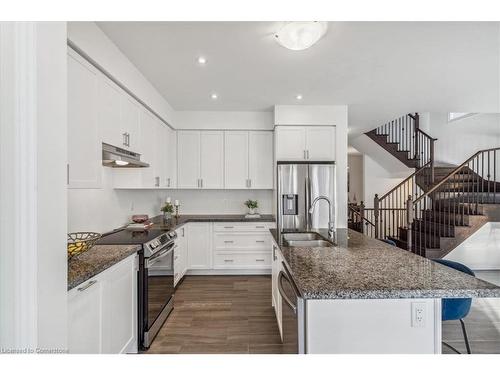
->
{"left": 274, "top": 22, "right": 328, "bottom": 51}
{"left": 296, "top": 94, "right": 303, "bottom": 100}
{"left": 197, "top": 56, "right": 207, "bottom": 65}
{"left": 211, "top": 93, "right": 218, "bottom": 100}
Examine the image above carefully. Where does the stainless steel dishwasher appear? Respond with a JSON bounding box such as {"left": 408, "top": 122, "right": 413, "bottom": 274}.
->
{"left": 278, "top": 262, "right": 305, "bottom": 354}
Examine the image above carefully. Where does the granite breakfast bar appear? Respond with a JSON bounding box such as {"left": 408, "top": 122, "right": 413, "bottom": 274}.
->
{"left": 271, "top": 229, "right": 500, "bottom": 354}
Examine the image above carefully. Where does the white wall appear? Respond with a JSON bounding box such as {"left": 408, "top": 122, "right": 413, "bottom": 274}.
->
{"left": 422, "top": 112, "right": 500, "bottom": 165}
{"left": 445, "top": 222, "right": 500, "bottom": 270}
{"left": 67, "top": 22, "right": 175, "bottom": 127}
{"left": 363, "top": 154, "right": 408, "bottom": 204}
{"left": 175, "top": 110, "right": 273, "bottom": 130}
{"left": 348, "top": 154, "right": 363, "bottom": 203}
{"left": 68, "top": 169, "right": 273, "bottom": 234}
{"left": 273, "top": 105, "right": 348, "bottom": 228}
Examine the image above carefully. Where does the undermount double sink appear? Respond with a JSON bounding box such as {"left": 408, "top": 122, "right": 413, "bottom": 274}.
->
{"left": 282, "top": 232, "right": 334, "bottom": 248}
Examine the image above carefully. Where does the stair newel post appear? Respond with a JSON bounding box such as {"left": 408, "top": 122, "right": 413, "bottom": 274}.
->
{"left": 430, "top": 138, "right": 435, "bottom": 184}
{"left": 374, "top": 194, "right": 379, "bottom": 239}
{"left": 406, "top": 195, "right": 414, "bottom": 252}
{"left": 414, "top": 113, "right": 420, "bottom": 162}
{"left": 360, "top": 201, "right": 365, "bottom": 234}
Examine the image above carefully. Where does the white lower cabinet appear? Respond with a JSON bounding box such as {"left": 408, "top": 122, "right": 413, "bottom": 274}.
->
{"left": 174, "top": 225, "right": 188, "bottom": 286}
{"left": 68, "top": 254, "right": 138, "bottom": 354}
{"left": 271, "top": 240, "right": 283, "bottom": 338}
{"left": 187, "top": 222, "right": 212, "bottom": 269}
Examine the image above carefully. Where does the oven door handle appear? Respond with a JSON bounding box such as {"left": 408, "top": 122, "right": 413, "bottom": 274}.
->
{"left": 146, "top": 243, "right": 176, "bottom": 268}
{"left": 278, "top": 270, "right": 297, "bottom": 315}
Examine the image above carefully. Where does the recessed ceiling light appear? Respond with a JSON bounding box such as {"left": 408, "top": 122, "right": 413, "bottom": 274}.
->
{"left": 296, "top": 94, "right": 303, "bottom": 100}
{"left": 197, "top": 56, "right": 207, "bottom": 65}
{"left": 275, "top": 22, "right": 328, "bottom": 51}
{"left": 211, "top": 93, "right": 218, "bottom": 100}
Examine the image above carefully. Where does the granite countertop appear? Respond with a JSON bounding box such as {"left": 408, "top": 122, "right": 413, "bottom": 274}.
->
{"left": 150, "top": 214, "right": 275, "bottom": 231}
{"left": 68, "top": 244, "right": 141, "bottom": 291}
{"left": 271, "top": 228, "right": 500, "bottom": 300}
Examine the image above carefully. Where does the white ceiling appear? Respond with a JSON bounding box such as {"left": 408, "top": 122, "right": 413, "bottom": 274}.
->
{"left": 97, "top": 21, "right": 500, "bottom": 133}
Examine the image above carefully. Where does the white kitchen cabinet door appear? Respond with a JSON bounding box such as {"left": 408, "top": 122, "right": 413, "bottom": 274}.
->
{"left": 176, "top": 225, "right": 188, "bottom": 277}
{"left": 306, "top": 126, "right": 335, "bottom": 161}
{"left": 101, "top": 255, "right": 137, "bottom": 354}
{"left": 139, "top": 110, "right": 158, "bottom": 187}
{"left": 275, "top": 126, "right": 307, "bottom": 161}
{"left": 165, "top": 126, "right": 177, "bottom": 188}
{"left": 154, "top": 119, "right": 168, "bottom": 188}
{"left": 120, "top": 94, "right": 141, "bottom": 152}
{"left": 200, "top": 131, "right": 224, "bottom": 189}
{"left": 187, "top": 223, "right": 212, "bottom": 269}
{"left": 224, "top": 131, "right": 249, "bottom": 189}
{"left": 67, "top": 49, "right": 102, "bottom": 189}
{"left": 271, "top": 242, "right": 283, "bottom": 338}
{"left": 68, "top": 278, "right": 103, "bottom": 354}
{"left": 249, "top": 131, "right": 273, "bottom": 189}
{"left": 177, "top": 131, "right": 201, "bottom": 188}
{"left": 98, "top": 77, "right": 123, "bottom": 148}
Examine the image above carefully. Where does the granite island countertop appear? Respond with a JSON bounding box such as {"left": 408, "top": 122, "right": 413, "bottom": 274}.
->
{"left": 68, "top": 244, "right": 141, "bottom": 291}
{"left": 150, "top": 214, "right": 275, "bottom": 231}
{"left": 271, "top": 228, "right": 500, "bottom": 300}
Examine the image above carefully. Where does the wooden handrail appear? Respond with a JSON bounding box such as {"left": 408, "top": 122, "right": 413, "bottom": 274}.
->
{"left": 413, "top": 147, "right": 500, "bottom": 205}
{"left": 416, "top": 128, "right": 437, "bottom": 141}
{"left": 348, "top": 205, "right": 376, "bottom": 227}
{"left": 378, "top": 161, "right": 432, "bottom": 201}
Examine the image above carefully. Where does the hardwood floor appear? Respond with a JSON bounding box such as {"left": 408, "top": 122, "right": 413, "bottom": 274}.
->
{"left": 145, "top": 274, "right": 500, "bottom": 354}
{"left": 146, "top": 275, "right": 284, "bottom": 354}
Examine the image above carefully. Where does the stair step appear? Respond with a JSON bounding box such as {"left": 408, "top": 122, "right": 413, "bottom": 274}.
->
{"left": 421, "top": 209, "right": 470, "bottom": 226}
{"left": 433, "top": 202, "right": 483, "bottom": 215}
{"left": 411, "top": 219, "right": 455, "bottom": 237}
{"left": 387, "top": 236, "right": 429, "bottom": 256}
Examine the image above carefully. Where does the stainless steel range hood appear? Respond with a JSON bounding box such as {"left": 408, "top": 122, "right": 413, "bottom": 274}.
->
{"left": 102, "top": 143, "right": 150, "bottom": 168}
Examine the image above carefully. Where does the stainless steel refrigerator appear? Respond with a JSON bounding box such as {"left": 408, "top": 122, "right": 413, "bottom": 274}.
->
{"left": 276, "top": 162, "right": 336, "bottom": 235}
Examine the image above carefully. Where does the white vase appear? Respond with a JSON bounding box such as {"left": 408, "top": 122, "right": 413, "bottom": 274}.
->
{"left": 248, "top": 208, "right": 256, "bottom": 215}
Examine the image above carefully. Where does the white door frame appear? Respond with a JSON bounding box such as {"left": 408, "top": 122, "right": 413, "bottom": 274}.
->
{"left": 0, "top": 21, "right": 67, "bottom": 352}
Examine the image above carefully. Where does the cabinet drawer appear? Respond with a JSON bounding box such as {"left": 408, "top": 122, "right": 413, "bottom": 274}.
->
{"left": 214, "top": 232, "right": 271, "bottom": 250}
{"left": 213, "top": 222, "right": 275, "bottom": 232}
{"left": 213, "top": 252, "right": 271, "bottom": 268}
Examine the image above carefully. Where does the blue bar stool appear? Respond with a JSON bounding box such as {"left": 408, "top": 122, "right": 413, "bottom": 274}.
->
{"left": 380, "top": 239, "right": 397, "bottom": 247}
{"left": 433, "top": 259, "right": 474, "bottom": 354}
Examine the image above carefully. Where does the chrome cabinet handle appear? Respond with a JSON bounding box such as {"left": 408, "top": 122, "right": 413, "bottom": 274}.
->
{"left": 256, "top": 240, "right": 265, "bottom": 243}
{"left": 224, "top": 259, "right": 234, "bottom": 262}
{"left": 181, "top": 227, "right": 185, "bottom": 237}
{"left": 155, "top": 176, "right": 160, "bottom": 187}
{"left": 303, "top": 150, "right": 306, "bottom": 159}
{"left": 167, "top": 178, "right": 171, "bottom": 187}
{"left": 273, "top": 245, "right": 276, "bottom": 261}
{"left": 200, "top": 178, "right": 203, "bottom": 188}
{"left": 256, "top": 258, "right": 265, "bottom": 262}
{"left": 126, "top": 133, "right": 130, "bottom": 147}
{"left": 123, "top": 133, "right": 128, "bottom": 146}
{"left": 255, "top": 225, "right": 265, "bottom": 229}
{"left": 77, "top": 280, "right": 97, "bottom": 292}
{"left": 224, "top": 226, "right": 234, "bottom": 229}
{"left": 224, "top": 240, "right": 234, "bottom": 243}
{"left": 249, "top": 179, "right": 252, "bottom": 188}
{"left": 306, "top": 150, "right": 309, "bottom": 159}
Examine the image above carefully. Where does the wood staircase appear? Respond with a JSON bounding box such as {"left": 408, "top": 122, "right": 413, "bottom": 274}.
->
{"left": 356, "top": 113, "right": 500, "bottom": 259}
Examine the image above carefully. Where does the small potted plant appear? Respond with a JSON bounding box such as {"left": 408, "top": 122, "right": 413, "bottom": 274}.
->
{"left": 161, "top": 201, "right": 174, "bottom": 221}
{"left": 244, "top": 199, "right": 258, "bottom": 215}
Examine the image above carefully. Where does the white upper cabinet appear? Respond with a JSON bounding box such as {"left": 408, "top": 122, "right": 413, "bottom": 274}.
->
{"left": 165, "top": 126, "right": 177, "bottom": 188}
{"left": 275, "top": 126, "right": 307, "bottom": 161}
{"left": 98, "top": 78, "right": 123, "bottom": 148}
{"left": 177, "top": 131, "right": 224, "bottom": 189}
{"left": 224, "top": 131, "right": 273, "bottom": 189}
{"left": 275, "top": 126, "right": 335, "bottom": 161}
{"left": 98, "top": 74, "right": 141, "bottom": 153}
{"left": 67, "top": 49, "right": 102, "bottom": 189}
{"left": 224, "top": 131, "right": 249, "bottom": 189}
{"left": 305, "top": 126, "right": 336, "bottom": 161}
{"left": 249, "top": 131, "right": 274, "bottom": 189}
{"left": 177, "top": 131, "right": 201, "bottom": 188}
{"left": 200, "top": 131, "right": 224, "bottom": 189}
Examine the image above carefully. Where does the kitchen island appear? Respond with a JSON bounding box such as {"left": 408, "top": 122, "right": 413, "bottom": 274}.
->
{"left": 270, "top": 229, "right": 500, "bottom": 354}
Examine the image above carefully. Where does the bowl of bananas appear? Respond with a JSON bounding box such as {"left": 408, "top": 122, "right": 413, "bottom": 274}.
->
{"left": 67, "top": 232, "right": 101, "bottom": 259}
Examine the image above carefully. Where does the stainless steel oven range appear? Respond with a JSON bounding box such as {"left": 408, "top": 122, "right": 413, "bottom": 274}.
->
{"left": 97, "top": 228, "right": 177, "bottom": 350}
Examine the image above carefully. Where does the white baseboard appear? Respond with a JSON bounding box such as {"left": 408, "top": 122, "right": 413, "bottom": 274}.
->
{"left": 186, "top": 269, "right": 271, "bottom": 276}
